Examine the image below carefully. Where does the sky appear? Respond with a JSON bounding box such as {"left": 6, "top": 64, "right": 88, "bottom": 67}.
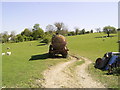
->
{"left": 1, "top": 1, "right": 119, "bottom": 34}
{"left": 118, "top": 1, "right": 120, "bottom": 28}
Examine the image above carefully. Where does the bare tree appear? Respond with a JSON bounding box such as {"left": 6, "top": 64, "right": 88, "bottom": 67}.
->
{"left": 54, "top": 22, "right": 64, "bottom": 33}
{"left": 74, "top": 27, "right": 80, "bottom": 35}
{"left": 10, "top": 31, "right": 16, "bottom": 37}
{"left": 10, "top": 31, "right": 16, "bottom": 41}
{"left": 95, "top": 28, "right": 101, "bottom": 33}
{"left": 54, "top": 22, "right": 68, "bottom": 35}
{"left": 46, "top": 24, "right": 55, "bottom": 34}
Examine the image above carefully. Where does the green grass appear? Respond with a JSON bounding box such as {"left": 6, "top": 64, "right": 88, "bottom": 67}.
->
{"left": 88, "top": 64, "right": 119, "bottom": 88}
{"left": 2, "top": 41, "right": 68, "bottom": 88}
{"left": 2, "top": 33, "right": 119, "bottom": 88}
{"left": 67, "top": 33, "right": 119, "bottom": 88}
{"left": 67, "top": 33, "right": 118, "bottom": 61}
{"left": 118, "top": 31, "right": 120, "bottom": 40}
{"left": 75, "top": 60, "right": 85, "bottom": 66}
{"left": 0, "top": 43, "right": 2, "bottom": 88}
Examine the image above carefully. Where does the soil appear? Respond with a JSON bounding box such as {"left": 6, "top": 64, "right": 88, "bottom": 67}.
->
{"left": 40, "top": 56, "right": 105, "bottom": 88}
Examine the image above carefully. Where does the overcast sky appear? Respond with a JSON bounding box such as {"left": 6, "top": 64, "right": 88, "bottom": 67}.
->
{"left": 1, "top": 1, "right": 119, "bottom": 34}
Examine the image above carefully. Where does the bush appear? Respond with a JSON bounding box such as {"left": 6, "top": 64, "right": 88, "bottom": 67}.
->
{"left": 41, "top": 35, "right": 51, "bottom": 44}
{"left": 16, "top": 34, "right": 24, "bottom": 42}
{"left": 68, "top": 31, "right": 75, "bottom": 36}
{"left": 29, "top": 36, "right": 33, "bottom": 41}
{"left": 42, "top": 38, "right": 50, "bottom": 44}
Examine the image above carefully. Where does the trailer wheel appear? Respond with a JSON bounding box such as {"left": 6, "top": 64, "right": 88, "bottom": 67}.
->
{"left": 49, "top": 45, "right": 53, "bottom": 51}
{"left": 94, "top": 58, "right": 102, "bottom": 69}
{"left": 62, "top": 52, "right": 68, "bottom": 58}
{"left": 49, "top": 53, "right": 55, "bottom": 58}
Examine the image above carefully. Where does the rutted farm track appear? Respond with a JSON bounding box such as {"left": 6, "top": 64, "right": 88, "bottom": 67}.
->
{"left": 39, "top": 55, "right": 105, "bottom": 88}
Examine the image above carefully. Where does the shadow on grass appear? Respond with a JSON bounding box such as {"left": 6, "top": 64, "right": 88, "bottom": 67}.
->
{"left": 37, "top": 43, "right": 47, "bottom": 46}
{"left": 29, "top": 53, "right": 64, "bottom": 61}
{"left": 95, "top": 35, "right": 117, "bottom": 38}
{"left": 29, "top": 53, "right": 49, "bottom": 61}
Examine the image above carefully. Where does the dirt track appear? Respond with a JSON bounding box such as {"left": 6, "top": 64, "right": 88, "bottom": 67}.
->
{"left": 41, "top": 56, "right": 105, "bottom": 88}
{"left": 75, "top": 56, "right": 105, "bottom": 88}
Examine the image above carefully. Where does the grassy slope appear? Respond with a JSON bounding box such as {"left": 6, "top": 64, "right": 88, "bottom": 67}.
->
{"left": 88, "top": 64, "right": 119, "bottom": 88}
{"left": 67, "top": 33, "right": 119, "bottom": 88}
{"left": 67, "top": 33, "right": 118, "bottom": 60}
{"left": 2, "top": 33, "right": 119, "bottom": 88}
{"left": 118, "top": 31, "right": 120, "bottom": 40}
{"left": 0, "top": 43, "right": 2, "bottom": 88}
{"left": 2, "top": 41, "right": 68, "bottom": 88}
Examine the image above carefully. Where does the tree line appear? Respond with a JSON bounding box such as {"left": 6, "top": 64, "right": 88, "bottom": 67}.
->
{"left": 0, "top": 22, "right": 118, "bottom": 44}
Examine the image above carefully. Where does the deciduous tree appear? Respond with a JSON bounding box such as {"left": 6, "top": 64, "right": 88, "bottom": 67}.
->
{"left": 103, "top": 26, "right": 116, "bottom": 37}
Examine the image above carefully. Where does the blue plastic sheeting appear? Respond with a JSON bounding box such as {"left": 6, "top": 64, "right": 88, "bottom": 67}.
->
{"left": 105, "top": 55, "right": 118, "bottom": 70}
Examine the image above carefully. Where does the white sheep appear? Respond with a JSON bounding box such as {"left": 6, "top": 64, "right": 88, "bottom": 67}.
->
{"left": 2, "top": 53, "right": 5, "bottom": 56}
{"left": 6, "top": 52, "right": 11, "bottom": 55}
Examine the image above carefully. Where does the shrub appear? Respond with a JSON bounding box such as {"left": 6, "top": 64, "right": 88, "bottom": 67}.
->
{"left": 42, "top": 37, "right": 51, "bottom": 44}
{"left": 17, "top": 34, "right": 24, "bottom": 42}
{"left": 41, "top": 33, "right": 52, "bottom": 44}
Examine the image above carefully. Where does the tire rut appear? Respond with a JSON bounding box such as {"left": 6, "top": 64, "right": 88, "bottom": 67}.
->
{"left": 40, "top": 55, "right": 105, "bottom": 88}
{"left": 75, "top": 56, "right": 105, "bottom": 88}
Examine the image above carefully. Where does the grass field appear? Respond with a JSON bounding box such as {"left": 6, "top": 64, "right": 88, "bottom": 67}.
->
{"left": 2, "top": 33, "right": 119, "bottom": 88}
{"left": 118, "top": 31, "right": 120, "bottom": 41}
{"left": 67, "top": 33, "right": 119, "bottom": 88}
{"left": 88, "top": 64, "right": 119, "bottom": 88}
{"left": 0, "top": 43, "right": 2, "bottom": 88}
{"left": 2, "top": 41, "right": 68, "bottom": 87}
{"left": 67, "top": 33, "right": 118, "bottom": 60}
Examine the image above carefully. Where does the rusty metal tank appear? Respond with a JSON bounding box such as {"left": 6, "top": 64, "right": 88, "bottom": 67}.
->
{"left": 49, "top": 34, "right": 68, "bottom": 58}
{"left": 51, "top": 34, "right": 67, "bottom": 50}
